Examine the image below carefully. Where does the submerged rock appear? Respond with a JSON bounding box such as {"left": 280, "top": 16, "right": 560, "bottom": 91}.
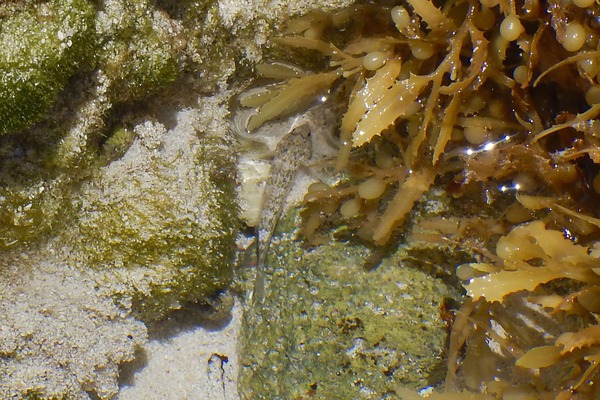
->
{"left": 0, "top": 0, "right": 357, "bottom": 397}
{"left": 0, "top": 0, "right": 96, "bottom": 135}
{"left": 0, "top": 105, "right": 237, "bottom": 399}
{"left": 64, "top": 109, "right": 238, "bottom": 319}
{"left": 0, "top": 256, "right": 147, "bottom": 400}
{"left": 239, "top": 213, "right": 462, "bottom": 399}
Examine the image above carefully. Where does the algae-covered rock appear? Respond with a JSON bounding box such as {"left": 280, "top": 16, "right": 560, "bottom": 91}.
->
{"left": 97, "top": 0, "right": 182, "bottom": 103}
{"left": 0, "top": 0, "right": 96, "bottom": 135}
{"left": 0, "top": 105, "right": 238, "bottom": 398}
{"left": 0, "top": 0, "right": 361, "bottom": 398}
{"left": 239, "top": 221, "right": 462, "bottom": 399}
{"left": 63, "top": 110, "right": 238, "bottom": 319}
{"left": 0, "top": 107, "right": 238, "bottom": 400}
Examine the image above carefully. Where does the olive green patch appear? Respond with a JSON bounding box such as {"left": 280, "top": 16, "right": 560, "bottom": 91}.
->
{"left": 240, "top": 234, "right": 461, "bottom": 399}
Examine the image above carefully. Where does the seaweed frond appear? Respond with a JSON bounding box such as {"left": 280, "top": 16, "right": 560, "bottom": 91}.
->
{"left": 239, "top": 1, "right": 600, "bottom": 396}
{"left": 464, "top": 221, "right": 600, "bottom": 303}
{"left": 246, "top": 70, "right": 340, "bottom": 130}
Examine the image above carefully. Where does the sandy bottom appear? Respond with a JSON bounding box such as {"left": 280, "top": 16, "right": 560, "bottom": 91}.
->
{"left": 117, "top": 300, "right": 243, "bottom": 400}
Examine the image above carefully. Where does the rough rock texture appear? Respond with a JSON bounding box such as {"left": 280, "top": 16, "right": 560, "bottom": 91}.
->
{"left": 0, "top": 0, "right": 355, "bottom": 250}
{"left": 0, "top": 254, "right": 147, "bottom": 400}
{"left": 239, "top": 211, "right": 462, "bottom": 399}
{"left": 0, "top": 0, "right": 355, "bottom": 398}
{"left": 65, "top": 108, "right": 238, "bottom": 319}
{"left": 0, "top": 0, "right": 95, "bottom": 135}
{"left": 0, "top": 105, "right": 237, "bottom": 399}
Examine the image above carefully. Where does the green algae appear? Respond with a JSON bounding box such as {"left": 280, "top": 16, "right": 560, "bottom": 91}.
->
{"left": 0, "top": 0, "right": 181, "bottom": 250}
{"left": 239, "top": 215, "right": 462, "bottom": 399}
{"left": 0, "top": 110, "right": 239, "bottom": 397}
{"left": 97, "top": 0, "right": 181, "bottom": 103}
{"left": 65, "top": 117, "right": 238, "bottom": 319}
{"left": 0, "top": 131, "right": 80, "bottom": 250}
{"left": 0, "top": 0, "right": 360, "bottom": 397}
{"left": 0, "top": 0, "right": 96, "bottom": 135}
{"left": 0, "top": 0, "right": 219, "bottom": 252}
{"left": 99, "top": 126, "right": 136, "bottom": 163}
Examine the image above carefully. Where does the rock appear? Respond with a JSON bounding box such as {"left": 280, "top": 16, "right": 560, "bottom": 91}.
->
{"left": 0, "top": 0, "right": 357, "bottom": 398}
{"left": 0, "top": 104, "right": 238, "bottom": 398}
{"left": 0, "top": 0, "right": 95, "bottom": 135}
{"left": 239, "top": 213, "right": 462, "bottom": 399}
{"left": 0, "top": 254, "right": 147, "bottom": 400}
{"left": 65, "top": 109, "right": 238, "bottom": 319}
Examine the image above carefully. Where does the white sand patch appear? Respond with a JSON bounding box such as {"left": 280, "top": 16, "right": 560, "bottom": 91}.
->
{"left": 118, "top": 300, "right": 243, "bottom": 400}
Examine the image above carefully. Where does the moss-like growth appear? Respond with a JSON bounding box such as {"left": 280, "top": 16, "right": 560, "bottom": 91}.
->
{"left": 0, "top": 131, "right": 82, "bottom": 250}
{"left": 99, "top": 126, "right": 136, "bottom": 163}
{"left": 239, "top": 217, "right": 461, "bottom": 399}
{"left": 97, "top": 0, "right": 182, "bottom": 103}
{"left": 0, "top": 109, "right": 239, "bottom": 397}
{"left": 0, "top": 0, "right": 96, "bottom": 135}
{"left": 64, "top": 116, "right": 238, "bottom": 319}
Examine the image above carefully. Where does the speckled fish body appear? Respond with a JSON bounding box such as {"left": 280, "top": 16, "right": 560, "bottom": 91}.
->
{"left": 252, "top": 124, "right": 312, "bottom": 304}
